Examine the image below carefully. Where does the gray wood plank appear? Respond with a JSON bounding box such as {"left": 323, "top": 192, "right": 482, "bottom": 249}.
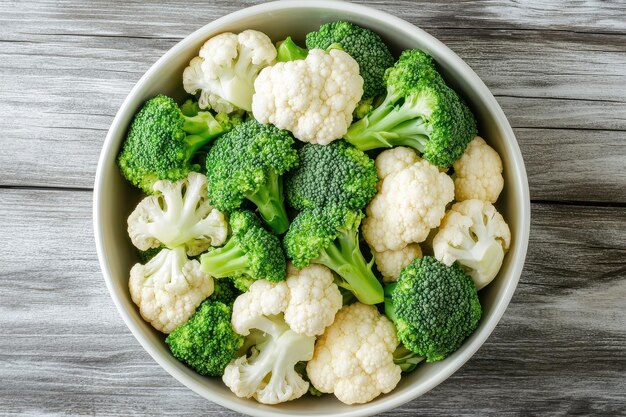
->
{"left": 1, "top": 189, "right": 625, "bottom": 416}
{"left": 1, "top": 1, "right": 625, "bottom": 203}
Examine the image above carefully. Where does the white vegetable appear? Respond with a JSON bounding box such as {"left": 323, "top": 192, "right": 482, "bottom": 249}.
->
{"left": 284, "top": 264, "right": 342, "bottom": 337}
{"left": 374, "top": 146, "right": 421, "bottom": 184}
{"left": 128, "top": 247, "right": 214, "bottom": 333}
{"left": 127, "top": 172, "right": 228, "bottom": 257}
{"left": 183, "top": 30, "right": 277, "bottom": 112}
{"left": 362, "top": 148, "right": 455, "bottom": 252}
{"left": 252, "top": 48, "right": 364, "bottom": 145}
{"left": 223, "top": 268, "right": 341, "bottom": 404}
{"left": 374, "top": 243, "right": 422, "bottom": 282}
{"left": 452, "top": 136, "right": 504, "bottom": 203}
{"left": 433, "top": 199, "right": 511, "bottom": 289}
{"left": 306, "top": 303, "right": 402, "bottom": 405}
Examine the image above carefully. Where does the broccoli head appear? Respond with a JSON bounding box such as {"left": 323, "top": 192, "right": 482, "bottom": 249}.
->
{"left": 117, "top": 95, "right": 229, "bottom": 194}
{"left": 285, "top": 140, "right": 378, "bottom": 211}
{"left": 209, "top": 278, "right": 242, "bottom": 307}
{"left": 205, "top": 120, "right": 299, "bottom": 234}
{"left": 344, "top": 49, "right": 477, "bottom": 168}
{"left": 200, "top": 210, "right": 287, "bottom": 283}
{"left": 385, "top": 256, "right": 481, "bottom": 362}
{"left": 166, "top": 300, "right": 243, "bottom": 376}
{"left": 284, "top": 205, "right": 383, "bottom": 305}
{"left": 306, "top": 21, "right": 394, "bottom": 99}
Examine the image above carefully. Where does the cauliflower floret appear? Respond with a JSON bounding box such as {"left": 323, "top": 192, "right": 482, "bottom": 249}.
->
{"left": 183, "top": 30, "right": 276, "bottom": 113}
{"left": 252, "top": 48, "right": 364, "bottom": 145}
{"left": 306, "top": 303, "right": 401, "bottom": 405}
{"left": 433, "top": 199, "right": 511, "bottom": 290}
{"left": 127, "top": 172, "right": 228, "bottom": 256}
{"left": 374, "top": 243, "right": 422, "bottom": 282}
{"left": 231, "top": 265, "right": 341, "bottom": 337}
{"left": 284, "top": 264, "right": 342, "bottom": 337}
{"left": 362, "top": 158, "right": 455, "bottom": 252}
{"left": 452, "top": 136, "right": 504, "bottom": 203}
{"left": 129, "top": 247, "right": 214, "bottom": 333}
{"left": 223, "top": 268, "right": 341, "bottom": 404}
{"left": 374, "top": 146, "right": 421, "bottom": 182}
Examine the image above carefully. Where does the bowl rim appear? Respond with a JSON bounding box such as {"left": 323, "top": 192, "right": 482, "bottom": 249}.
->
{"left": 93, "top": 1, "right": 531, "bottom": 416}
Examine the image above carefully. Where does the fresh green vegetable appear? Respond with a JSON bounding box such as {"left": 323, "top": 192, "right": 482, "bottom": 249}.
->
{"left": 393, "top": 344, "right": 423, "bottom": 373}
{"left": 230, "top": 275, "right": 256, "bottom": 292}
{"left": 344, "top": 49, "right": 477, "bottom": 168}
{"left": 180, "top": 98, "right": 201, "bottom": 116}
{"left": 200, "top": 210, "right": 287, "bottom": 283}
{"left": 285, "top": 140, "right": 378, "bottom": 211}
{"left": 209, "top": 278, "right": 242, "bottom": 307}
{"left": 166, "top": 300, "right": 243, "bottom": 376}
{"left": 284, "top": 205, "right": 383, "bottom": 305}
{"left": 205, "top": 120, "right": 298, "bottom": 234}
{"left": 276, "top": 36, "right": 309, "bottom": 62}
{"left": 117, "top": 95, "right": 233, "bottom": 193}
{"left": 306, "top": 21, "right": 394, "bottom": 99}
{"left": 384, "top": 256, "right": 481, "bottom": 362}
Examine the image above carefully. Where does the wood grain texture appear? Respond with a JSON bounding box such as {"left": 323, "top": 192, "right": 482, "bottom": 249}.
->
{"left": 1, "top": 0, "right": 625, "bottom": 416}
{"left": 1, "top": 189, "right": 624, "bottom": 416}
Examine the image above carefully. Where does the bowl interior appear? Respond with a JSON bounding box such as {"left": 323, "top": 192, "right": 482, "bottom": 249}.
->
{"left": 94, "top": 2, "right": 529, "bottom": 416}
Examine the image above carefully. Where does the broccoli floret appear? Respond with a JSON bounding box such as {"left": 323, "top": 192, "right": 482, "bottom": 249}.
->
{"left": 353, "top": 97, "right": 374, "bottom": 120}
{"left": 209, "top": 279, "right": 242, "bottom": 307}
{"left": 285, "top": 141, "right": 378, "bottom": 211}
{"left": 205, "top": 120, "right": 299, "bottom": 234}
{"left": 385, "top": 256, "right": 481, "bottom": 362}
{"left": 230, "top": 275, "right": 255, "bottom": 292}
{"left": 284, "top": 205, "right": 383, "bottom": 305}
{"left": 117, "top": 95, "right": 229, "bottom": 193}
{"left": 214, "top": 110, "right": 245, "bottom": 131}
{"left": 200, "top": 210, "right": 287, "bottom": 283}
{"left": 166, "top": 300, "right": 243, "bottom": 376}
{"left": 276, "top": 36, "right": 309, "bottom": 62}
{"left": 344, "top": 49, "right": 477, "bottom": 168}
{"left": 180, "top": 98, "right": 201, "bottom": 116}
{"left": 306, "top": 21, "right": 394, "bottom": 99}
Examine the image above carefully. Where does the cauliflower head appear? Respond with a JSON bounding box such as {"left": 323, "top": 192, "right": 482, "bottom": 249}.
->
{"left": 284, "top": 264, "right": 342, "bottom": 337}
{"left": 127, "top": 172, "right": 228, "bottom": 256}
{"left": 452, "top": 136, "right": 504, "bottom": 203}
{"left": 223, "top": 275, "right": 338, "bottom": 404}
{"left": 433, "top": 199, "right": 511, "bottom": 290}
{"left": 374, "top": 243, "right": 422, "bottom": 283}
{"left": 362, "top": 157, "right": 455, "bottom": 252}
{"left": 128, "top": 246, "right": 214, "bottom": 333}
{"left": 306, "top": 303, "right": 402, "bottom": 405}
{"left": 230, "top": 265, "right": 341, "bottom": 338}
{"left": 252, "top": 48, "right": 364, "bottom": 145}
{"left": 374, "top": 146, "right": 421, "bottom": 182}
{"left": 183, "top": 30, "right": 276, "bottom": 113}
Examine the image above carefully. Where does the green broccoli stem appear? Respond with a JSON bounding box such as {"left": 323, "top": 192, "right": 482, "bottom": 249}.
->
{"left": 183, "top": 112, "right": 226, "bottom": 151}
{"left": 344, "top": 94, "right": 431, "bottom": 152}
{"left": 315, "top": 228, "right": 384, "bottom": 305}
{"left": 276, "top": 36, "right": 309, "bottom": 62}
{"left": 384, "top": 283, "right": 398, "bottom": 322}
{"left": 200, "top": 238, "right": 251, "bottom": 278}
{"left": 246, "top": 171, "right": 290, "bottom": 234}
{"left": 393, "top": 344, "right": 424, "bottom": 373}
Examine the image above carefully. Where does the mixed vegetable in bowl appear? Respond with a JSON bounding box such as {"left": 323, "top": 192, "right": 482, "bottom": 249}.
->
{"left": 117, "top": 21, "right": 511, "bottom": 405}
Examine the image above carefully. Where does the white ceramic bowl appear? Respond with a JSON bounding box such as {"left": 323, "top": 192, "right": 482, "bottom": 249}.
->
{"left": 94, "top": 1, "right": 530, "bottom": 416}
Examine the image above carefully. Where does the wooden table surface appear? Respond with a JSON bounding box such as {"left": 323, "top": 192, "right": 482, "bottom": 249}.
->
{"left": 1, "top": 0, "right": 625, "bottom": 415}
